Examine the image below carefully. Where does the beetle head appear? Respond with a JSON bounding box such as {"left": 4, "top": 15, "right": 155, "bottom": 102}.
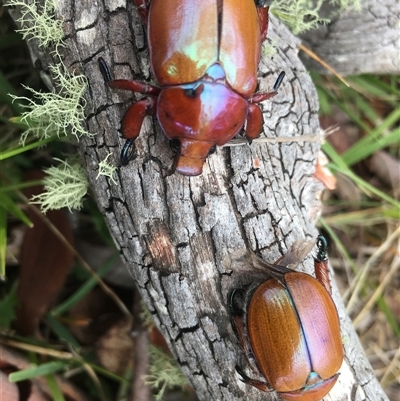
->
{"left": 170, "top": 138, "right": 215, "bottom": 176}
{"left": 157, "top": 82, "right": 248, "bottom": 176}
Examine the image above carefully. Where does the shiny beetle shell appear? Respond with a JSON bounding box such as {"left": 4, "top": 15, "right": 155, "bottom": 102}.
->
{"left": 99, "top": 0, "right": 284, "bottom": 176}
{"left": 248, "top": 273, "right": 343, "bottom": 400}
{"left": 229, "top": 237, "right": 344, "bottom": 401}
{"left": 148, "top": 0, "right": 260, "bottom": 96}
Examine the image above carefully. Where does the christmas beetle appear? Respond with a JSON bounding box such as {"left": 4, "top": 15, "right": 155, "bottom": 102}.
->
{"left": 229, "top": 236, "right": 343, "bottom": 401}
{"left": 99, "top": 0, "right": 285, "bottom": 176}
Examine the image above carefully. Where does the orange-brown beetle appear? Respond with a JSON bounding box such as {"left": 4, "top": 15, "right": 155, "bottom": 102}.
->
{"left": 99, "top": 0, "right": 285, "bottom": 176}
{"left": 229, "top": 236, "right": 343, "bottom": 401}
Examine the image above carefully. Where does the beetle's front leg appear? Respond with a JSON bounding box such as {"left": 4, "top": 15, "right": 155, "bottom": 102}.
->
{"left": 250, "top": 71, "right": 285, "bottom": 104}
{"left": 120, "top": 97, "right": 157, "bottom": 166}
{"left": 245, "top": 71, "right": 285, "bottom": 140}
{"left": 235, "top": 366, "right": 272, "bottom": 393}
{"left": 255, "top": 3, "right": 269, "bottom": 43}
{"left": 314, "top": 235, "right": 332, "bottom": 294}
{"left": 229, "top": 290, "right": 261, "bottom": 376}
{"left": 98, "top": 57, "right": 160, "bottom": 165}
{"left": 133, "top": 0, "right": 149, "bottom": 25}
{"left": 245, "top": 104, "right": 263, "bottom": 140}
{"left": 229, "top": 289, "right": 250, "bottom": 356}
{"left": 98, "top": 57, "right": 160, "bottom": 96}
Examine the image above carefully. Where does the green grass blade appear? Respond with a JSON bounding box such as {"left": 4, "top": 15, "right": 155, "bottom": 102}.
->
{"left": 45, "top": 315, "right": 80, "bottom": 349}
{"left": 51, "top": 253, "right": 119, "bottom": 316}
{"left": 376, "top": 296, "right": 400, "bottom": 338}
{"left": 342, "top": 109, "right": 400, "bottom": 166}
{"left": 350, "top": 75, "right": 400, "bottom": 98}
{"left": 0, "top": 283, "right": 18, "bottom": 327}
{"left": 322, "top": 206, "right": 398, "bottom": 226}
{"left": 318, "top": 218, "right": 358, "bottom": 274}
{"left": 323, "top": 142, "right": 400, "bottom": 209}
{"left": 0, "top": 206, "right": 6, "bottom": 280}
{"left": 318, "top": 85, "right": 370, "bottom": 132}
{"left": 45, "top": 374, "right": 66, "bottom": 401}
{"left": 0, "top": 70, "right": 22, "bottom": 114}
{"left": 0, "top": 136, "right": 56, "bottom": 161}
{"left": 0, "top": 192, "right": 32, "bottom": 227}
{"left": 9, "top": 361, "right": 66, "bottom": 382}
{"left": 1, "top": 180, "right": 44, "bottom": 193}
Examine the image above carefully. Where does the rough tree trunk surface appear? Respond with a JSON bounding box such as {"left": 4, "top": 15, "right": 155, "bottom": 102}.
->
{"left": 300, "top": 0, "right": 400, "bottom": 76}
{"left": 9, "top": 1, "right": 390, "bottom": 401}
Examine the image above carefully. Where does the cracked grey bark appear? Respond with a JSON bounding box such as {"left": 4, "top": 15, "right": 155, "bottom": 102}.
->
{"left": 8, "top": 1, "right": 388, "bottom": 401}
{"left": 300, "top": 0, "right": 400, "bottom": 75}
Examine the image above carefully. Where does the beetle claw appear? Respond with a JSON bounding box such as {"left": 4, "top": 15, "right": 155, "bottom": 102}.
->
{"left": 235, "top": 365, "right": 272, "bottom": 393}
{"left": 121, "top": 139, "right": 135, "bottom": 166}
{"left": 98, "top": 57, "right": 112, "bottom": 83}
{"left": 273, "top": 71, "right": 286, "bottom": 92}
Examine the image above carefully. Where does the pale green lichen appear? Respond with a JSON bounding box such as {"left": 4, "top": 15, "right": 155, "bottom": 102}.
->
{"left": 5, "top": 0, "right": 64, "bottom": 49}
{"left": 271, "top": 0, "right": 329, "bottom": 34}
{"left": 271, "top": 0, "right": 362, "bottom": 35}
{"left": 261, "top": 41, "right": 278, "bottom": 59}
{"left": 31, "top": 159, "right": 88, "bottom": 212}
{"left": 97, "top": 153, "right": 118, "bottom": 185}
{"left": 140, "top": 304, "right": 188, "bottom": 401}
{"left": 143, "top": 345, "right": 189, "bottom": 401}
{"left": 331, "top": 0, "right": 361, "bottom": 12}
{"left": 140, "top": 301, "right": 155, "bottom": 329}
{"left": 10, "top": 64, "right": 89, "bottom": 145}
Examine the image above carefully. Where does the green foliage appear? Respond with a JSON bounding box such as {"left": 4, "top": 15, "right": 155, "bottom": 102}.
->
{"left": 50, "top": 254, "right": 118, "bottom": 317}
{"left": 97, "top": 153, "right": 118, "bottom": 185}
{"left": 272, "top": 0, "right": 361, "bottom": 34}
{"left": 0, "top": 207, "right": 6, "bottom": 279}
{"left": 315, "top": 74, "right": 399, "bottom": 207}
{"left": 0, "top": 283, "right": 18, "bottom": 327}
{"left": 316, "top": 74, "right": 399, "bottom": 172}
{"left": 9, "top": 361, "right": 66, "bottom": 382}
{"left": 314, "top": 74, "right": 399, "bottom": 383}
{"left": 141, "top": 304, "right": 189, "bottom": 400}
{"left": 272, "top": 0, "right": 329, "bottom": 34}
{"left": 143, "top": 345, "right": 189, "bottom": 401}
{"left": 5, "top": 0, "right": 64, "bottom": 48}
{"left": 1, "top": 1, "right": 89, "bottom": 259}
{"left": 10, "top": 64, "right": 89, "bottom": 145}
{"left": 30, "top": 159, "right": 88, "bottom": 212}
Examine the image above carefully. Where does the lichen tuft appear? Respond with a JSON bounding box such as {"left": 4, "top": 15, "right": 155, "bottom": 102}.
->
{"left": 31, "top": 159, "right": 88, "bottom": 212}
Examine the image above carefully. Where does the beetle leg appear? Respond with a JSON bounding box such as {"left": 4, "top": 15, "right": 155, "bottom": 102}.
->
{"left": 250, "top": 71, "right": 285, "bottom": 103}
{"left": 229, "top": 290, "right": 252, "bottom": 357}
{"left": 236, "top": 366, "right": 272, "bottom": 393}
{"left": 229, "top": 290, "right": 260, "bottom": 374}
{"left": 250, "top": 90, "right": 276, "bottom": 104}
{"left": 133, "top": 0, "right": 149, "bottom": 25}
{"left": 121, "top": 97, "right": 156, "bottom": 140}
{"left": 245, "top": 71, "right": 285, "bottom": 140}
{"left": 108, "top": 80, "right": 160, "bottom": 96}
{"left": 314, "top": 235, "right": 332, "bottom": 294}
{"left": 119, "top": 97, "right": 157, "bottom": 165}
{"left": 245, "top": 104, "right": 263, "bottom": 140}
{"left": 256, "top": 4, "right": 269, "bottom": 43}
{"left": 98, "top": 57, "right": 160, "bottom": 96}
